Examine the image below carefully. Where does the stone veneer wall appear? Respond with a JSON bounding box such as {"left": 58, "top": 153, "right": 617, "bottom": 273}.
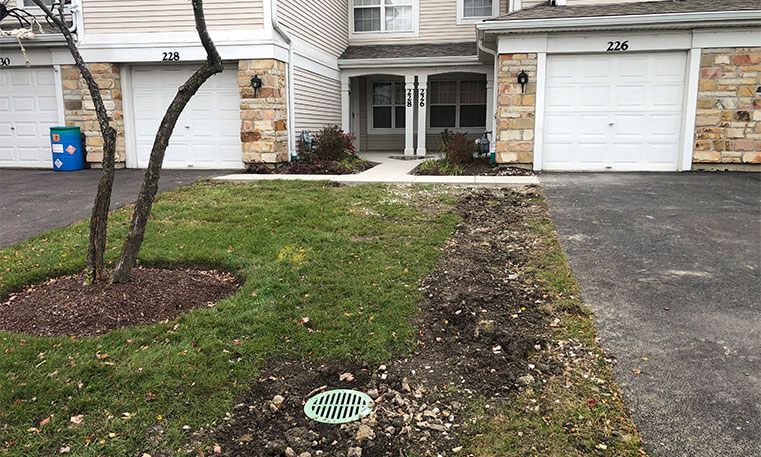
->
{"left": 694, "top": 47, "right": 761, "bottom": 165}
{"left": 495, "top": 53, "right": 538, "bottom": 166}
{"left": 61, "top": 64, "right": 125, "bottom": 165}
{"left": 238, "top": 59, "right": 289, "bottom": 163}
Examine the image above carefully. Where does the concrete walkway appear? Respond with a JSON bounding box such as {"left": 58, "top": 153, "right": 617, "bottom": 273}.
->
{"left": 213, "top": 153, "right": 539, "bottom": 187}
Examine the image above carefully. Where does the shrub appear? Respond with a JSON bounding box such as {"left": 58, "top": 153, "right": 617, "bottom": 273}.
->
{"left": 311, "top": 125, "right": 356, "bottom": 161}
{"left": 444, "top": 132, "right": 476, "bottom": 166}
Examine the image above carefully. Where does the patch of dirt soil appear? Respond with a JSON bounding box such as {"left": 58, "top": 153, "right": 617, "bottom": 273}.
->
{"left": 0, "top": 268, "right": 239, "bottom": 337}
{"left": 415, "top": 160, "right": 534, "bottom": 176}
{"left": 197, "top": 187, "right": 556, "bottom": 457}
{"left": 246, "top": 158, "right": 375, "bottom": 175}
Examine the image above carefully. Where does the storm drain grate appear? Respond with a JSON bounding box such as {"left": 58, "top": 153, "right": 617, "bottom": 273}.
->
{"left": 304, "top": 389, "right": 374, "bottom": 424}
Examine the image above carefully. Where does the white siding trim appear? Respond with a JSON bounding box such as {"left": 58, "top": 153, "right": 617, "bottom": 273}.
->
{"left": 121, "top": 65, "right": 138, "bottom": 169}
{"left": 531, "top": 51, "right": 546, "bottom": 171}
{"left": 680, "top": 48, "right": 701, "bottom": 172}
{"left": 53, "top": 64, "right": 66, "bottom": 126}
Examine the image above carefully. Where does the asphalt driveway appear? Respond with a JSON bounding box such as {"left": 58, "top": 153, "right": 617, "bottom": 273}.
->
{"left": 0, "top": 168, "right": 215, "bottom": 248}
{"left": 541, "top": 172, "right": 761, "bottom": 457}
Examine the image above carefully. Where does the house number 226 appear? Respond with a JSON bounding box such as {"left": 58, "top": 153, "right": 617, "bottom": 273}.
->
{"left": 606, "top": 41, "right": 629, "bottom": 52}
{"left": 418, "top": 89, "right": 426, "bottom": 107}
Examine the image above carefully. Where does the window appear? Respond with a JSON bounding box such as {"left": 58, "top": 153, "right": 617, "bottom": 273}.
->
{"left": 430, "top": 80, "right": 486, "bottom": 129}
{"left": 462, "top": 0, "right": 493, "bottom": 18}
{"left": 22, "top": 0, "right": 55, "bottom": 6}
{"left": 372, "top": 82, "right": 406, "bottom": 130}
{"left": 353, "top": 0, "right": 413, "bottom": 33}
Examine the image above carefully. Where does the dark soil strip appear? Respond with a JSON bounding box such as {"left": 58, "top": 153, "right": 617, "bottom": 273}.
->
{"left": 0, "top": 268, "right": 239, "bottom": 337}
{"left": 203, "top": 187, "right": 554, "bottom": 457}
{"left": 246, "top": 159, "right": 375, "bottom": 175}
{"left": 415, "top": 160, "right": 534, "bottom": 176}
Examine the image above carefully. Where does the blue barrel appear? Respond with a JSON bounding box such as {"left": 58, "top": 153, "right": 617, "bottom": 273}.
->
{"left": 50, "top": 126, "right": 84, "bottom": 171}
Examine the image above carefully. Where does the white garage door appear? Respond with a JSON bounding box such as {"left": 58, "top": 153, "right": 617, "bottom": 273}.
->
{"left": 130, "top": 65, "right": 242, "bottom": 169}
{"left": 542, "top": 52, "right": 686, "bottom": 171}
{"left": 0, "top": 67, "right": 61, "bottom": 168}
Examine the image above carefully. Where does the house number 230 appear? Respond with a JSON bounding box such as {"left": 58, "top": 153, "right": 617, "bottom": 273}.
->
{"left": 0, "top": 57, "right": 10, "bottom": 67}
{"left": 606, "top": 41, "right": 629, "bottom": 52}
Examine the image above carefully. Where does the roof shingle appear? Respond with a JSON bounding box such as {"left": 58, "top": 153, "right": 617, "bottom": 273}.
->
{"left": 492, "top": 0, "right": 761, "bottom": 21}
{"left": 340, "top": 42, "right": 477, "bottom": 60}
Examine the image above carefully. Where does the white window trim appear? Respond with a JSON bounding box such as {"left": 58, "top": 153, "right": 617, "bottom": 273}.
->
{"left": 456, "top": 0, "right": 500, "bottom": 26}
{"left": 367, "top": 78, "right": 407, "bottom": 135}
{"left": 349, "top": 0, "right": 419, "bottom": 40}
{"left": 427, "top": 79, "right": 487, "bottom": 133}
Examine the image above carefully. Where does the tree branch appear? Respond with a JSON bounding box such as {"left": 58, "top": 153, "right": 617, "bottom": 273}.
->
{"left": 29, "top": 0, "right": 118, "bottom": 283}
{"left": 110, "top": 0, "right": 223, "bottom": 284}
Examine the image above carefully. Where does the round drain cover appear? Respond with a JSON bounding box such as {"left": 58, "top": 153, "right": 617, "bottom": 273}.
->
{"left": 304, "top": 389, "right": 374, "bottom": 424}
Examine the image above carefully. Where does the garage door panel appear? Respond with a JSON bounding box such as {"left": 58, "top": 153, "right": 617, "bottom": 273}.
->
{"left": 130, "top": 65, "right": 242, "bottom": 169}
{"left": 0, "top": 67, "right": 58, "bottom": 168}
{"left": 542, "top": 52, "right": 686, "bottom": 171}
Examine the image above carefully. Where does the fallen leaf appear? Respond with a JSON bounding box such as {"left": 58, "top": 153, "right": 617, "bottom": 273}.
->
{"left": 587, "top": 398, "right": 597, "bottom": 408}
{"left": 39, "top": 416, "right": 51, "bottom": 427}
{"left": 70, "top": 415, "right": 84, "bottom": 425}
{"left": 632, "top": 368, "right": 642, "bottom": 375}
{"left": 59, "top": 446, "right": 71, "bottom": 454}
{"left": 214, "top": 444, "right": 222, "bottom": 454}
{"left": 297, "top": 317, "right": 310, "bottom": 326}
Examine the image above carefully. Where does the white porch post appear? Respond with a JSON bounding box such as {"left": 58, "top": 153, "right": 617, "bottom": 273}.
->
{"left": 486, "top": 76, "right": 496, "bottom": 156}
{"left": 416, "top": 75, "right": 428, "bottom": 156}
{"left": 341, "top": 77, "right": 351, "bottom": 134}
{"left": 404, "top": 75, "right": 415, "bottom": 156}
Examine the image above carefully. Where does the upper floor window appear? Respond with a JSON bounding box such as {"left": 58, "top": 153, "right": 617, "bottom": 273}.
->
{"left": 353, "top": 0, "right": 414, "bottom": 34}
{"left": 22, "top": 0, "right": 55, "bottom": 6}
{"left": 463, "top": 0, "right": 492, "bottom": 18}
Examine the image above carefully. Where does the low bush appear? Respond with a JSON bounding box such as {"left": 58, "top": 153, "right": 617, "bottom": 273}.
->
{"left": 310, "top": 125, "right": 357, "bottom": 161}
{"left": 435, "top": 129, "right": 477, "bottom": 166}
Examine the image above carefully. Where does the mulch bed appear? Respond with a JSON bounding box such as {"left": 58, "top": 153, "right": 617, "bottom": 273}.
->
{"left": 415, "top": 160, "right": 534, "bottom": 176}
{"left": 197, "top": 187, "right": 556, "bottom": 457}
{"left": 0, "top": 268, "right": 240, "bottom": 337}
{"left": 246, "top": 159, "right": 376, "bottom": 175}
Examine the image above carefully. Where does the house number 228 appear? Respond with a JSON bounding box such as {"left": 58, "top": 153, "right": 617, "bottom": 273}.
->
{"left": 606, "top": 41, "right": 629, "bottom": 52}
{"left": 162, "top": 51, "right": 180, "bottom": 62}
{"left": 407, "top": 89, "right": 413, "bottom": 107}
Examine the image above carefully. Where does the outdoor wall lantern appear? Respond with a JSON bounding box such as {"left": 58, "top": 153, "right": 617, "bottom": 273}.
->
{"left": 517, "top": 70, "right": 529, "bottom": 93}
{"left": 250, "top": 74, "right": 263, "bottom": 97}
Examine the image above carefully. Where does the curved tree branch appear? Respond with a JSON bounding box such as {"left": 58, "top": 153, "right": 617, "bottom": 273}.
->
{"left": 110, "top": 0, "right": 223, "bottom": 283}
{"left": 30, "top": 0, "right": 117, "bottom": 284}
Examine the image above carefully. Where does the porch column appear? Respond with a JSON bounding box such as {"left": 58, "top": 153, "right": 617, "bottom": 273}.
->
{"left": 416, "top": 75, "right": 428, "bottom": 156}
{"left": 486, "top": 76, "right": 496, "bottom": 156}
{"left": 404, "top": 75, "right": 415, "bottom": 156}
{"left": 341, "top": 77, "right": 351, "bottom": 133}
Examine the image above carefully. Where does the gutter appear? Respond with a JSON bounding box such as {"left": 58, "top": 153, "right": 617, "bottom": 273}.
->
{"left": 270, "top": 0, "right": 296, "bottom": 161}
{"left": 338, "top": 55, "right": 481, "bottom": 69}
{"left": 477, "top": 9, "right": 761, "bottom": 33}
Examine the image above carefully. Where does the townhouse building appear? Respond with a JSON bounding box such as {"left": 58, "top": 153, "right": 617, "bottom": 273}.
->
{"left": 1, "top": 0, "right": 759, "bottom": 171}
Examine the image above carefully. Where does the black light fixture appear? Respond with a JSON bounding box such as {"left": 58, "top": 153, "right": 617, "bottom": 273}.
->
{"left": 250, "top": 74, "right": 263, "bottom": 97}
{"left": 517, "top": 70, "right": 529, "bottom": 93}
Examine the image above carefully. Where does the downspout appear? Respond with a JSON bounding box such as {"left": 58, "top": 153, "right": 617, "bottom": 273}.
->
{"left": 270, "top": 0, "right": 296, "bottom": 161}
{"left": 478, "top": 37, "right": 499, "bottom": 160}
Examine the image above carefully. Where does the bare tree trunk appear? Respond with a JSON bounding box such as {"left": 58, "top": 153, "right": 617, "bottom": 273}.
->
{"left": 110, "top": 0, "right": 223, "bottom": 284}
{"left": 30, "top": 0, "right": 117, "bottom": 284}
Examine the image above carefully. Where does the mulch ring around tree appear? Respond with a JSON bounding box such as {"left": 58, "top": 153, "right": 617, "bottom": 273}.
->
{"left": 415, "top": 159, "right": 534, "bottom": 177}
{"left": 0, "top": 267, "right": 240, "bottom": 337}
{"left": 195, "top": 187, "right": 558, "bottom": 457}
{"left": 246, "top": 158, "right": 376, "bottom": 175}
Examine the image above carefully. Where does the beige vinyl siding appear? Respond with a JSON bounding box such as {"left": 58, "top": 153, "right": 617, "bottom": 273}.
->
{"left": 350, "top": 0, "right": 509, "bottom": 45}
{"left": 293, "top": 67, "right": 342, "bottom": 139}
{"left": 83, "top": 0, "right": 264, "bottom": 34}
{"left": 280, "top": 0, "right": 349, "bottom": 58}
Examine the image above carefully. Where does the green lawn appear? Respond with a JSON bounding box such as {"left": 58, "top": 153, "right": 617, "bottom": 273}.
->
{"left": 0, "top": 181, "right": 458, "bottom": 455}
